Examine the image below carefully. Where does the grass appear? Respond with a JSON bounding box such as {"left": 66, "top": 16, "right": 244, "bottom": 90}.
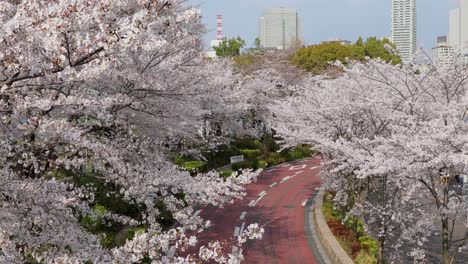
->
{"left": 181, "top": 161, "right": 207, "bottom": 172}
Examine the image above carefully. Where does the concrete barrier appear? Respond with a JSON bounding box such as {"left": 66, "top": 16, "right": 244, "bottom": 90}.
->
{"left": 312, "top": 189, "right": 354, "bottom": 264}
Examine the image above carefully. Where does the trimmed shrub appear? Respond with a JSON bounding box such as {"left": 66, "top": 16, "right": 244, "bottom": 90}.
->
{"left": 355, "top": 251, "right": 378, "bottom": 264}
{"left": 232, "top": 136, "right": 261, "bottom": 150}
{"left": 258, "top": 160, "right": 267, "bottom": 168}
{"left": 351, "top": 241, "right": 362, "bottom": 255}
{"left": 322, "top": 195, "right": 343, "bottom": 221}
{"left": 264, "top": 152, "right": 287, "bottom": 167}
{"left": 287, "top": 144, "right": 313, "bottom": 160}
{"left": 240, "top": 149, "right": 261, "bottom": 159}
{"left": 327, "top": 219, "right": 353, "bottom": 240}
{"left": 346, "top": 217, "right": 365, "bottom": 235}
{"left": 358, "top": 236, "right": 379, "bottom": 257}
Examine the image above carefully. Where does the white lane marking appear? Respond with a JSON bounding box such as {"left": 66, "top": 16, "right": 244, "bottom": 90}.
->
{"left": 240, "top": 211, "right": 247, "bottom": 220}
{"left": 294, "top": 170, "right": 304, "bottom": 175}
{"left": 232, "top": 246, "right": 239, "bottom": 253}
{"left": 259, "top": 190, "right": 267, "bottom": 197}
{"left": 280, "top": 176, "right": 291, "bottom": 183}
{"left": 269, "top": 182, "right": 277, "bottom": 187}
{"left": 289, "top": 164, "right": 307, "bottom": 170}
{"left": 248, "top": 200, "right": 255, "bottom": 207}
{"left": 252, "top": 193, "right": 266, "bottom": 206}
{"left": 193, "top": 210, "right": 201, "bottom": 217}
{"left": 239, "top": 223, "right": 246, "bottom": 235}
{"left": 239, "top": 222, "right": 246, "bottom": 235}
{"left": 310, "top": 165, "right": 321, "bottom": 170}
{"left": 234, "top": 226, "right": 240, "bottom": 236}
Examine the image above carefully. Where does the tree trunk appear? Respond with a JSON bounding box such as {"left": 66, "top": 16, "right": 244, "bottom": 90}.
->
{"left": 378, "top": 237, "right": 386, "bottom": 264}
{"left": 353, "top": 215, "right": 359, "bottom": 241}
{"left": 442, "top": 218, "right": 450, "bottom": 264}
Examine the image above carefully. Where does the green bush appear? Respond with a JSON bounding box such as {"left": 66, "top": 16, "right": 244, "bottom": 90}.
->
{"left": 258, "top": 160, "right": 267, "bottom": 169}
{"left": 287, "top": 144, "right": 313, "bottom": 160}
{"left": 322, "top": 195, "right": 343, "bottom": 221}
{"left": 126, "top": 227, "right": 146, "bottom": 240}
{"left": 355, "top": 251, "right": 377, "bottom": 264}
{"left": 202, "top": 144, "right": 242, "bottom": 169}
{"left": 232, "top": 136, "right": 261, "bottom": 150}
{"left": 260, "top": 133, "right": 281, "bottom": 153}
{"left": 346, "top": 217, "right": 365, "bottom": 234}
{"left": 80, "top": 204, "right": 106, "bottom": 232}
{"left": 240, "top": 149, "right": 261, "bottom": 160}
{"left": 264, "top": 152, "right": 287, "bottom": 167}
{"left": 78, "top": 176, "right": 141, "bottom": 218}
{"left": 358, "top": 236, "right": 379, "bottom": 257}
{"left": 101, "top": 232, "right": 118, "bottom": 249}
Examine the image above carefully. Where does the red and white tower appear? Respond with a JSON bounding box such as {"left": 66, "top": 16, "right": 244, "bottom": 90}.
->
{"left": 216, "top": 15, "right": 223, "bottom": 40}
{"left": 207, "top": 15, "right": 224, "bottom": 58}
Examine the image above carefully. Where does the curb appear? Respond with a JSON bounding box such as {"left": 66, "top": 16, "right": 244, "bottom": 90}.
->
{"left": 312, "top": 189, "right": 354, "bottom": 264}
{"left": 304, "top": 191, "right": 330, "bottom": 264}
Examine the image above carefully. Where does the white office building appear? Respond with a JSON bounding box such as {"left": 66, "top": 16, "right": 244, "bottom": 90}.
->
{"left": 449, "top": 0, "right": 468, "bottom": 51}
{"left": 259, "top": 8, "right": 303, "bottom": 50}
{"left": 432, "top": 36, "right": 455, "bottom": 67}
{"left": 391, "top": 0, "right": 417, "bottom": 64}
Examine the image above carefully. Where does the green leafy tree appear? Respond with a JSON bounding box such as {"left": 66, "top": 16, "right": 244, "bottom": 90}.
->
{"left": 214, "top": 36, "right": 246, "bottom": 57}
{"left": 352, "top": 37, "right": 366, "bottom": 61}
{"left": 254, "top": 37, "right": 261, "bottom": 49}
{"left": 363, "top": 37, "right": 401, "bottom": 64}
{"left": 294, "top": 37, "right": 402, "bottom": 74}
{"left": 293, "top": 41, "right": 352, "bottom": 74}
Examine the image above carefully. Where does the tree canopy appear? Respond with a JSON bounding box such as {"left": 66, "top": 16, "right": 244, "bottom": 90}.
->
{"left": 214, "top": 36, "right": 246, "bottom": 57}
{"left": 293, "top": 37, "right": 401, "bottom": 74}
{"left": 0, "top": 1, "right": 263, "bottom": 263}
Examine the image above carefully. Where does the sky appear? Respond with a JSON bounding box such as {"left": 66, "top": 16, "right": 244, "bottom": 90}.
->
{"left": 188, "top": 0, "right": 461, "bottom": 50}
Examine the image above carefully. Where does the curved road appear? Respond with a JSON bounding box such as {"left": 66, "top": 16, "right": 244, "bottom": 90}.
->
{"left": 196, "top": 157, "right": 324, "bottom": 263}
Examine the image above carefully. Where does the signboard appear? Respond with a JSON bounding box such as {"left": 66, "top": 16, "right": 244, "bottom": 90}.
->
{"left": 230, "top": 155, "right": 244, "bottom": 164}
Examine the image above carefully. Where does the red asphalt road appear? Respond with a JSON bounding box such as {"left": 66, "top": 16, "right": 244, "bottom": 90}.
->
{"left": 197, "top": 157, "right": 323, "bottom": 264}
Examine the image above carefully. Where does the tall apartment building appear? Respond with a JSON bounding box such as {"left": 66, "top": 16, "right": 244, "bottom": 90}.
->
{"left": 259, "top": 8, "right": 303, "bottom": 50}
{"left": 391, "top": 0, "right": 417, "bottom": 63}
{"left": 449, "top": 0, "right": 468, "bottom": 50}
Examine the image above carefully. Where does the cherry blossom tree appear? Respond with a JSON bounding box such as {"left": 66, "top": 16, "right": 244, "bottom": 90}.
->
{"left": 270, "top": 56, "right": 468, "bottom": 263}
{"left": 1, "top": 1, "right": 264, "bottom": 263}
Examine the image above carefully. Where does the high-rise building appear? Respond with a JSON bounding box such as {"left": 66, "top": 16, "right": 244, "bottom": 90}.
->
{"left": 391, "top": 0, "right": 417, "bottom": 63}
{"left": 449, "top": 0, "right": 468, "bottom": 50}
{"left": 259, "top": 8, "right": 303, "bottom": 50}
{"left": 432, "top": 36, "right": 455, "bottom": 67}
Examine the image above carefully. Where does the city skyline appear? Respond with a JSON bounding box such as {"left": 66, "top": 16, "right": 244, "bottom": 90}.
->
{"left": 189, "top": 0, "right": 459, "bottom": 51}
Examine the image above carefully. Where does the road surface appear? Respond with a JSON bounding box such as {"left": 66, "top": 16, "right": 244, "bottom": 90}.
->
{"left": 196, "top": 157, "right": 324, "bottom": 263}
